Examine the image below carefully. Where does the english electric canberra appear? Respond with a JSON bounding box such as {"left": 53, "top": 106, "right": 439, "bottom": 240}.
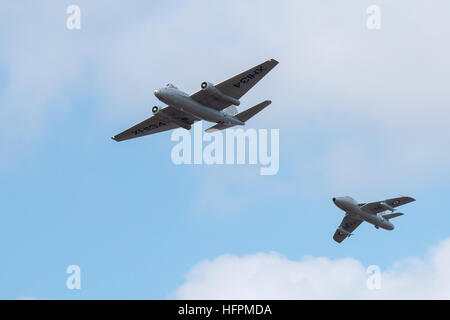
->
{"left": 112, "top": 59, "right": 279, "bottom": 141}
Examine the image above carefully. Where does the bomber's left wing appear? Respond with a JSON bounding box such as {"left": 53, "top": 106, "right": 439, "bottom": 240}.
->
{"left": 333, "top": 214, "right": 364, "bottom": 243}
{"left": 190, "top": 59, "right": 279, "bottom": 112}
{"left": 359, "top": 197, "right": 416, "bottom": 215}
{"left": 112, "top": 106, "right": 198, "bottom": 142}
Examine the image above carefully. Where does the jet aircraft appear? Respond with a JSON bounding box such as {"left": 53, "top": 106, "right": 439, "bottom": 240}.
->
{"left": 112, "top": 59, "right": 279, "bottom": 141}
{"left": 332, "top": 196, "right": 416, "bottom": 243}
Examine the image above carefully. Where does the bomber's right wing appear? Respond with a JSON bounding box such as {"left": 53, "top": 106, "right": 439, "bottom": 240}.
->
{"left": 112, "top": 106, "right": 198, "bottom": 142}
{"left": 190, "top": 59, "right": 279, "bottom": 112}
{"left": 333, "top": 214, "right": 364, "bottom": 243}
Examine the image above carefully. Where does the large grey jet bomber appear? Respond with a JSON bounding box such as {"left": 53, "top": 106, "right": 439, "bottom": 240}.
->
{"left": 332, "top": 196, "right": 416, "bottom": 243}
{"left": 112, "top": 59, "right": 279, "bottom": 141}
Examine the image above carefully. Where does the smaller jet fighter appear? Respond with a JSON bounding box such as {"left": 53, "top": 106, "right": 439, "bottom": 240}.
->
{"left": 332, "top": 196, "right": 416, "bottom": 243}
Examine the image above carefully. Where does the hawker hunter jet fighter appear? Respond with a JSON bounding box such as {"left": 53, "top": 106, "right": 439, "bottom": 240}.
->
{"left": 332, "top": 196, "right": 416, "bottom": 243}
{"left": 112, "top": 59, "right": 279, "bottom": 141}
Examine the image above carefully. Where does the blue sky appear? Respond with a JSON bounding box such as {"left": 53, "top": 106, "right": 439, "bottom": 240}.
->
{"left": 1, "top": 1, "right": 450, "bottom": 299}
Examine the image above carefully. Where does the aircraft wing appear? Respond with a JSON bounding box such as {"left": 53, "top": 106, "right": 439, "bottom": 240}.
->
{"left": 112, "top": 106, "right": 198, "bottom": 142}
{"left": 190, "top": 59, "right": 279, "bottom": 111}
{"left": 359, "top": 197, "right": 416, "bottom": 215}
{"left": 333, "top": 214, "right": 364, "bottom": 243}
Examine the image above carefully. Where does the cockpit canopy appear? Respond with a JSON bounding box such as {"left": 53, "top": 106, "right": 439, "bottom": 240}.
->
{"left": 166, "top": 83, "right": 177, "bottom": 89}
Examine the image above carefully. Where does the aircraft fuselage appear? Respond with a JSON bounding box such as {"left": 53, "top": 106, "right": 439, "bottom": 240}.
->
{"left": 154, "top": 87, "right": 244, "bottom": 126}
{"left": 333, "top": 196, "right": 394, "bottom": 230}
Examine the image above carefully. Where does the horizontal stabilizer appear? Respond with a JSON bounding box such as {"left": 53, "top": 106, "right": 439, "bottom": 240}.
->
{"left": 235, "top": 100, "right": 271, "bottom": 122}
{"left": 383, "top": 212, "right": 404, "bottom": 220}
{"left": 205, "top": 100, "right": 271, "bottom": 132}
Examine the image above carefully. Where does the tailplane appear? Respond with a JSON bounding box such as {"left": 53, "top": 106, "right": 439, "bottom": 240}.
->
{"left": 383, "top": 212, "right": 404, "bottom": 220}
{"left": 205, "top": 100, "right": 271, "bottom": 132}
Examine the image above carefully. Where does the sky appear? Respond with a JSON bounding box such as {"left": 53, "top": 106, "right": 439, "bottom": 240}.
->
{"left": 1, "top": 0, "right": 450, "bottom": 299}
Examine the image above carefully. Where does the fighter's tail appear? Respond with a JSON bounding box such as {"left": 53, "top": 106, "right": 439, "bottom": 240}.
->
{"left": 383, "top": 212, "right": 404, "bottom": 220}
{"left": 205, "top": 100, "right": 271, "bottom": 132}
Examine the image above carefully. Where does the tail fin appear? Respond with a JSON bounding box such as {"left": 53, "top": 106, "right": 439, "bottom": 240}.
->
{"left": 383, "top": 212, "right": 404, "bottom": 220}
{"left": 205, "top": 100, "right": 271, "bottom": 132}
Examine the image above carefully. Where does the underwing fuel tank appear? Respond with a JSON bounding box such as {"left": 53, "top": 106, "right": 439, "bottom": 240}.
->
{"left": 379, "top": 202, "right": 395, "bottom": 212}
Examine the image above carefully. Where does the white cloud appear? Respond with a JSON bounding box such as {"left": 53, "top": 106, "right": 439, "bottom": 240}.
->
{"left": 175, "top": 238, "right": 450, "bottom": 299}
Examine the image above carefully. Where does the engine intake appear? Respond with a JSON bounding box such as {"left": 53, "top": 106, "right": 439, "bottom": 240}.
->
{"left": 201, "top": 82, "right": 240, "bottom": 106}
{"left": 152, "top": 106, "right": 161, "bottom": 114}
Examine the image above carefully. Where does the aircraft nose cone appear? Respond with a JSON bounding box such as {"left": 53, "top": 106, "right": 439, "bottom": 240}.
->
{"left": 154, "top": 89, "right": 160, "bottom": 98}
{"left": 332, "top": 198, "right": 336, "bottom": 202}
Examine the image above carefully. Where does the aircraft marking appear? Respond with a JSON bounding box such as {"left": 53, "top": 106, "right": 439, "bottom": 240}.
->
{"left": 233, "top": 65, "right": 266, "bottom": 88}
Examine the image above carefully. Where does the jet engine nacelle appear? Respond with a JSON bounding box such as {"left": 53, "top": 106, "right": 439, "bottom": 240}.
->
{"left": 152, "top": 106, "right": 161, "bottom": 114}
{"left": 201, "top": 82, "right": 240, "bottom": 106}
